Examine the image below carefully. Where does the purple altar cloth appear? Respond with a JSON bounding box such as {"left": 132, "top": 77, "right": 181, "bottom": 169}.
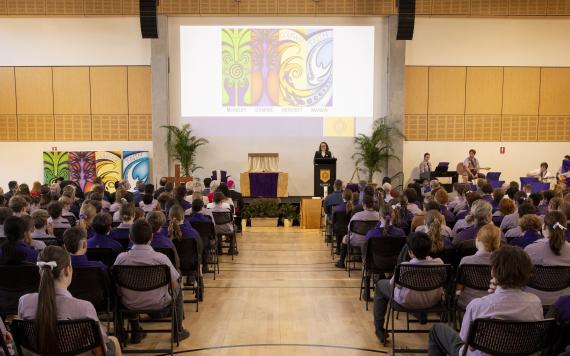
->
{"left": 249, "top": 173, "right": 279, "bottom": 197}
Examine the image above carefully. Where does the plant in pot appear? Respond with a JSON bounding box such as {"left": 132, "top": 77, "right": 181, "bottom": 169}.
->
{"left": 247, "top": 198, "right": 280, "bottom": 227}
{"left": 280, "top": 204, "right": 299, "bottom": 228}
{"left": 162, "top": 124, "right": 209, "bottom": 177}
{"left": 352, "top": 117, "right": 404, "bottom": 184}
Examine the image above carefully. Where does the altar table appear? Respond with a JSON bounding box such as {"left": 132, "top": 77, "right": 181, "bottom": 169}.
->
{"left": 240, "top": 172, "right": 288, "bottom": 197}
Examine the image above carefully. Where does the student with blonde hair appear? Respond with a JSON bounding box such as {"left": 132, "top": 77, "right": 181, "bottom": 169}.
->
{"left": 78, "top": 202, "right": 97, "bottom": 239}
{"left": 168, "top": 204, "right": 199, "bottom": 241}
{"left": 417, "top": 210, "right": 453, "bottom": 254}
{"left": 453, "top": 200, "right": 494, "bottom": 247}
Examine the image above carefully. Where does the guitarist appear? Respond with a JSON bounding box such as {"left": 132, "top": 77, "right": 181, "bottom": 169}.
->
{"left": 557, "top": 155, "right": 570, "bottom": 188}
{"left": 463, "top": 149, "right": 486, "bottom": 180}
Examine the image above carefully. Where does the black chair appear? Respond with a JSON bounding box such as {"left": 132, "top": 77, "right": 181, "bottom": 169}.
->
{"left": 0, "top": 265, "right": 40, "bottom": 316}
{"left": 346, "top": 220, "right": 378, "bottom": 277}
{"left": 33, "top": 237, "right": 60, "bottom": 246}
{"left": 527, "top": 265, "right": 570, "bottom": 308}
{"left": 462, "top": 318, "right": 555, "bottom": 356}
{"left": 324, "top": 203, "right": 340, "bottom": 244}
{"left": 455, "top": 240, "right": 477, "bottom": 266}
{"left": 360, "top": 237, "right": 406, "bottom": 310}
{"left": 454, "top": 264, "right": 492, "bottom": 329}
{"left": 385, "top": 264, "right": 453, "bottom": 354}
{"left": 173, "top": 238, "right": 204, "bottom": 310}
{"left": 11, "top": 319, "right": 107, "bottom": 356}
{"left": 68, "top": 267, "right": 114, "bottom": 329}
{"left": 52, "top": 227, "right": 69, "bottom": 241}
{"left": 111, "top": 265, "right": 178, "bottom": 354}
{"left": 212, "top": 211, "right": 237, "bottom": 260}
{"left": 190, "top": 219, "right": 218, "bottom": 277}
{"left": 86, "top": 248, "right": 121, "bottom": 268}
{"left": 331, "top": 209, "right": 349, "bottom": 259}
{"left": 64, "top": 215, "right": 77, "bottom": 227}
{"left": 154, "top": 247, "right": 179, "bottom": 270}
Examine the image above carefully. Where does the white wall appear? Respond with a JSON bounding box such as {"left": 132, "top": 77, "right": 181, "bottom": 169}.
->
{"left": 0, "top": 18, "right": 152, "bottom": 190}
{"left": 168, "top": 17, "right": 389, "bottom": 196}
{"left": 403, "top": 17, "right": 570, "bottom": 186}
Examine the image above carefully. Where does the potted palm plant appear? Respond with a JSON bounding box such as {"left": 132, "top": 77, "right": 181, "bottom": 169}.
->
{"left": 352, "top": 117, "right": 404, "bottom": 183}
{"left": 162, "top": 124, "right": 208, "bottom": 176}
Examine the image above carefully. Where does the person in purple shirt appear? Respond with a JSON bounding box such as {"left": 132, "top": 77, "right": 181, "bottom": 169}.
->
{"left": 332, "top": 189, "right": 353, "bottom": 215}
{"left": 434, "top": 189, "right": 455, "bottom": 226}
{"left": 111, "top": 202, "right": 135, "bottom": 248}
{"left": 174, "top": 186, "right": 192, "bottom": 211}
{"left": 146, "top": 211, "right": 176, "bottom": 250}
{"left": 0, "top": 216, "right": 38, "bottom": 264}
{"left": 87, "top": 213, "right": 123, "bottom": 253}
{"left": 480, "top": 182, "right": 494, "bottom": 205}
{"left": 453, "top": 200, "right": 493, "bottom": 248}
{"left": 168, "top": 205, "right": 199, "bottom": 240}
{"left": 323, "top": 179, "right": 344, "bottom": 218}
{"left": 63, "top": 226, "right": 107, "bottom": 270}
{"left": 510, "top": 214, "right": 542, "bottom": 248}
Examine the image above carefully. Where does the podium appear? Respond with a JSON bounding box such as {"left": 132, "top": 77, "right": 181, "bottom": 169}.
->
{"left": 314, "top": 158, "right": 337, "bottom": 197}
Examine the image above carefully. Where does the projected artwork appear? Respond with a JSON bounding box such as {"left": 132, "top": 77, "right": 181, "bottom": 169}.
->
{"left": 96, "top": 151, "right": 123, "bottom": 193}
{"left": 222, "top": 28, "right": 333, "bottom": 108}
{"left": 43, "top": 151, "right": 70, "bottom": 184}
{"left": 69, "top": 151, "right": 97, "bottom": 193}
{"left": 122, "top": 151, "right": 150, "bottom": 188}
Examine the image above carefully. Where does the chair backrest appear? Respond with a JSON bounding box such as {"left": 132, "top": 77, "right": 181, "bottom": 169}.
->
{"left": 172, "top": 239, "right": 200, "bottom": 275}
{"left": 52, "top": 228, "right": 68, "bottom": 240}
{"left": 11, "top": 318, "right": 106, "bottom": 356}
{"left": 486, "top": 172, "right": 501, "bottom": 181}
{"left": 64, "top": 215, "right": 77, "bottom": 227}
{"left": 154, "top": 247, "right": 178, "bottom": 268}
{"left": 86, "top": 248, "right": 120, "bottom": 268}
{"left": 349, "top": 220, "right": 379, "bottom": 236}
{"left": 394, "top": 263, "right": 452, "bottom": 291}
{"left": 456, "top": 240, "right": 477, "bottom": 261}
{"left": 527, "top": 265, "right": 570, "bottom": 292}
{"left": 456, "top": 264, "right": 492, "bottom": 291}
{"left": 463, "top": 318, "right": 555, "bottom": 356}
{"left": 190, "top": 220, "right": 215, "bottom": 241}
{"left": 68, "top": 267, "right": 112, "bottom": 312}
{"left": 33, "top": 237, "right": 60, "bottom": 246}
{"left": 112, "top": 265, "right": 171, "bottom": 291}
{"left": 332, "top": 209, "right": 349, "bottom": 235}
{"left": 212, "top": 211, "right": 232, "bottom": 225}
{"left": 0, "top": 264, "right": 40, "bottom": 315}
{"left": 365, "top": 237, "right": 407, "bottom": 272}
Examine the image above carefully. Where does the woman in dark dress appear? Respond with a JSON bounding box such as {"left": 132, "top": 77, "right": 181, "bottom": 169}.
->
{"left": 314, "top": 142, "right": 332, "bottom": 159}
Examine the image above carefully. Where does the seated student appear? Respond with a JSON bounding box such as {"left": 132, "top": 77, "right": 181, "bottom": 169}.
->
{"left": 114, "top": 220, "right": 189, "bottom": 341}
{"left": 335, "top": 194, "right": 380, "bottom": 269}
{"left": 202, "top": 177, "right": 212, "bottom": 196}
{"left": 174, "top": 186, "right": 192, "bottom": 211}
{"left": 109, "top": 187, "right": 127, "bottom": 214}
{"left": 47, "top": 201, "right": 71, "bottom": 229}
{"left": 87, "top": 213, "right": 123, "bottom": 253}
{"left": 111, "top": 202, "right": 135, "bottom": 246}
{"left": 352, "top": 185, "right": 375, "bottom": 216}
{"left": 89, "top": 190, "right": 110, "bottom": 213}
{"left": 480, "top": 182, "right": 494, "bottom": 205}
{"left": 168, "top": 204, "right": 199, "bottom": 240}
{"left": 0, "top": 207, "right": 13, "bottom": 237}
{"left": 504, "top": 202, "right": 537, "bottom": 240}
{"left": 524, "top": 211, "right": 570, "bottom": 305}
{"left": 539, "top": 190, "right": 556, "bottom": 216}
{"left": 333, "top": 189, "right": 354, "bottom": 216}
{"left": 146, "top": 211, "right": 176, "bottom": 249}
{"left": 510, "top": 214, "right": 542, "bottom": 248}
{"left": 8, "top": 195, "right": 29, "bottom": 217}
{"left": 373, "top": 232, "right": 445, "bottom": 343}
{"left": 455, "top": 192, "right": 482, "bottom": 222}
{"left": 492, "top": 198, "right": 515, "bottom": 227}
{"left": 559, "top": 201, "right": 570, "bottom": 242}
{"left": 0, "top": 216, "right": 38, "bottom": 264}
{"left": 448, "top": 184, "right": 469, "bottom": 214}
{"left": 500, "top": 191, "right": 527, "bottom": 232}
{"left": 403, "top": 188, "right": 422, "bottom": 216}
{"left": 63, "top": 226, "right": 106, "bottom": 270}
{"left": 209, "top": 192, "right": 233, "bottom": 234}
{"left": 434, "top": 189, "right": 455, "bottom": 226}
{"left": 416, "top": 210, "right": 453, "bottom": 251}
{"left": 18, "top": 246, "right": 121, "bottom": 356}
{"left": 453, "top": 200, "right": 494, "bottom": 247}
{"left": 323, "top": 179, "right": 344, "bottom": 218}
{"left": 187, "top": 199, "right": 212, "bottom": 223}
{"left": 365, "top": 209, "right": 406, "bottom": 240}
{"left": 456, "top": 224, "right": 501, "bottom": 309}
{"left": 491, "top": 188, "right": 505, "bottom": 212}
{"left": 412, "top": 201, "right": 444, "bottom": 233}
{"left": 58, "top": 195, "right": 77, "bottom": 225}
{"left": 428, "top": 245, "right": 542, "bottom": 356}
{"left": 139, "top": 185, "right": 159, "bottom": 213}
{"left": 21, "top": 215, "right": 46, "bottom": 252}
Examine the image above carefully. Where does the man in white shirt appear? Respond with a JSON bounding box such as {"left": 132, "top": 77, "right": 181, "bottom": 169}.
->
{"left": 526, "top": 162, "right": 555, "bottom": 183}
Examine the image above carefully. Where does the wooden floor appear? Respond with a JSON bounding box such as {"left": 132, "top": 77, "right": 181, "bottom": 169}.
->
{"left": 126, "top": 227, "right": 430, "bottom": 355}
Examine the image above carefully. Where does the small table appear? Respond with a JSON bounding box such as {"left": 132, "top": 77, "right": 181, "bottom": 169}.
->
{"left": 301, "top": 198, "right": 322, "bottom": 229}
{"left": 240, "top": 172, "right": 288, "bottom": 197}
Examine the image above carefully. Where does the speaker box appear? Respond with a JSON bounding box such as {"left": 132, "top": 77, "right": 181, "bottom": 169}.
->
{"left": 140, "top": 0, "right": 158, "bottom": 39}
{"left": 397, "top": 0, "right": 416, "bottom": 40}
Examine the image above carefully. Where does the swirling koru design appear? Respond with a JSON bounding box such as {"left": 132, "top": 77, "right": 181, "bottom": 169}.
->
{"left": 96, "top": 151, "right": 122, "bottom": 193}
{"left": 222, "top": 29, "right": 252, "bottom": 106}
{"left": 43, "top": 151, "right": 69, "bottom": 184}
{"left": 122, "top": 151, "right": 150, "bottom": 189}
{"left": 69, "top": 151, "right": 96, "bottom": 192}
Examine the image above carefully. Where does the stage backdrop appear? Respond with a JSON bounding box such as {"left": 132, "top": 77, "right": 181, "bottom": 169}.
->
{"left": 43, "top": 151, "right": 150, "bottom": 192}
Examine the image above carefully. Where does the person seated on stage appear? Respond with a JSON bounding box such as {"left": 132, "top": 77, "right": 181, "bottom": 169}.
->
{"left": 404, "top": 188, "right": 422, "bottom": 216}
{"left": 453, "top": 200, "right": 494, "bottom": 247}
{"left": 87, "top": 213, "right": 123, "bottom": 253}
{"left": 462, "top": 149, "right": 485, "bottom": 180}
{"left": 63, "top": 226, "right": 106, "bottom": 270}
{"left": 525, "top": 211, "right": 570, "bottom": 306}
{"left": 419, "top": 153, "right": 432, "bottom": 181}
{"left": 492, "top": 197, "right": 515, "bottom": 228}
{"left": 30, "top": 209, "right": 53, "bottom": 240}
{"left": 314, "top": 141, "right": 332, "bottom": 159}
{"left": 449, "top": 184, "right": 469, "bottom": 215}
{"left": 374, "top": 232, "right": 444, "bottom": 343}
{"left": 114, "top": 219, "right": 189, "bottom": 342}
{"left": 324, "top": 179, "right": 344, "bottom": 219}
{"left": 335, "top": 194, "right": 380, "bottom": 269}
{"left": 491, "top": 188, "right": 505, "bottom": 212}
{"left": 0, "top": 216, "right": 38, "bottom": 264}
{"left": 500, "top": 191, "right": 528, "bottom": 233}
{"left": 168, "top": 204, "right": 199, "bottom": 241}
{"left": 110, "top": 202, "right": 135, "bottom": 246}
{"left": 174, "top": 186, "right": 192, "bottom": 211}
{"left": 428, "top": 245, "right": 542, "bottom": 356}
{"left": 510, "top": 214, "right": 543, "bottom": 248}
{"left": 9, "top": 195, "right": 29, "bottom": 217}
{"left": 527, "top": 162, "right": 556, "bottom": 183}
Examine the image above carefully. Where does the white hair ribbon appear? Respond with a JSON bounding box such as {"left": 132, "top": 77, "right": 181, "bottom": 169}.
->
{"left": 36, "top": 261, "right": 57, "bottom": 270}
{"left": 553, "top": 222, "right": 568, "bottom": 231}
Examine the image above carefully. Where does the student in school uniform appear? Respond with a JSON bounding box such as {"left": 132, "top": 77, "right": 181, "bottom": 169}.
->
{"left": 527, "top": 162, "right": 556, "bottom": 183}
{"left": 455, "top": 224, "right": 501, "bottom": 309}
{"left": 480, "top": 182, "right": 494, "bottom": 205}
{"left": 451, "top": 194, "right": 483, "bottom": 238}
{"left": 335, "top": 194, "right": 380, "bottom": 269}
{"left": 187, "top": 198, "right": 213, "bottom": 223}
{"left": 109, "top": 188, "right": 128, "bottom": 220}
{"left": 63, "top": 226, "right": 107, "bottom": 270}
{"left": 504, "top": 202, "right": 537, "bottom": 240}
{"left": 18, "top": 246, "right": 121, "bottom": 356}
{"left": 29, "top": 210, "right": 53, "bottom": 240}
{"left": 524, "top": 211, "right": 570, "bottom": 305}
{"left": 500, "top": 191, "right": 528, "bottom": 233}
{"left": 174, "top": 186, "right": 192, "bottom": 211}
{"left": 491, "top": 188, "right": 505, "bottom": 212}
{"left": 323, "top": 180, "right": 344, "bottom": 218}
{"left": 0, "top": 216, "right": 38, "bottom": 264}
{"left": 87, "top": 213, "right": 123, "bottom": 253}
{"left": 510, "top": 214, "right": 543, "bottom": 248}
{"left": 21, "top": 215, "right": 46, "bottom": 252}
{"left": 46, "top": 201, "right": 71, "bottom": 230}
{"left": 428, "top": 245, "right": 542, "bottom": 355}
{"left": 8, "top": 195, "right": 29, "bottom": 217}
{"left": 373, "top": 232, "right": 445, "bottom": 343}
{"left": 146, "top": 211, "right": 176, "bottom": 250}
{"left": 110, "top": 203, "right": 135, "bottom": 247}
{"left": 78, "top": 202, "right": 97, "bottom": 239}
{"left": 404, "top": 188, "right": 423, "bottom": 216}
{"left": 114, "top": 219, "right": 190, "bottom": 342}
{"left": 416, "top": 210, "right": 453, "bottom": 251}
{"left": 453, "top": 200, "right": 494, "bottom": 247}
{"left": 434, "top": 189, "right": 455, "bottom": 226}
{"left": 58, "top": 196, "right": 77, "bottom": 226}
{"left": 0, "top": 207, "right": 13, "bottom": 237}
{"left": 168, "top": 204, "right": 199, "bottom": 240}
{"left": 448, "top": 184, "right": 469, "bottom": 215}
{"left": 492, "top": 198, "right": 515, "bottom": 227}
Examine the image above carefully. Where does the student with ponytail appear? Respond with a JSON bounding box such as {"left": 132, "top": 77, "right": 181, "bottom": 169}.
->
{"left": 111, "top": 202, "right": 135, "bottom": 246}
{"left": 365, "top": 208, "right": 406, "bottom": 241}
{"left": 524, "top": 210, "right": 570, "bottom": 305}
{"left": 78, "top": 202, "right": 97, "bottom": 239}
{"left": 416, "top": 210, "right": 453, "bottom": 253}
{"left": 167, "top": 204, "right": 199, "bottom": 240}
{"left": 17, "top": 246, "right": 121, "bottom": 356}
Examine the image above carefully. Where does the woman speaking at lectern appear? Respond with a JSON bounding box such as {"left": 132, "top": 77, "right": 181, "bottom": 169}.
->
{"left": 315, "top": 142, "right": 332, "bottom": 159}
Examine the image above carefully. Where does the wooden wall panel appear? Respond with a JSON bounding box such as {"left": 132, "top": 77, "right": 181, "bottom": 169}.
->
{"left": 354, "top": 0, "right": 392, "bottom": 15}
{"left": 317, "top": 0, "right": 354, "bottom": 15}
{"left": 0, "top": 67, "right": 16, "bottom": 115}
{"left": 428, "top": 67, "right": 466, "bottom": 115}
{"left": 432, "top": 0, "right": 470, "bottom": 14}
{"left": 464, "top": 115, "right": 501, "bottom": 141}
{"left": 238, "top": 0, "right": 277, "bottom": 14}
{"left": 92, "top": 115, "right": 129, "bottom": 141}
{"left": 84, "top": 0, "right": 122, "bottom": 15}
{"left": 502, "top": 67, "right": 540, "bottom": 115}
{"left": 122, "top": 0, "right": 139, "bottom": 14}
{"left": 54, "top": 115, "right": 91, "bottom": 141}
{"left": 53, "top": 67, "right": 90, "bottom": 115}
{"left": 470, "top": 0, "right": 508, "bottom": 15}
{"left": 6, "top": 0, "right": 45, "bottom": 14}
{"left": 415, "top": 0, "right": 433, "bottom": 14}
{"left": 0, "top": 0, "right": 6, "bottom": 15}
{"left": 428, "top": 115, "right": 464, "bottom": 141}
{"left": 90, "top": 67, "right": 128, "bottom": 115}
{"left": 46, "top": 0, "right": 84, "bottom": 15}
{"left": 18, "top": 115, "right": 54, "bottom": 141}
{"left": 508, "top": 0, "right": 547, "bottom": 15}
{"left": 404, "top": 115, "right": 427, "bottom": 141}
{"left": 129, "top": 115, "right": 152, "bottom": 140}
{"left": 278, "top": 0, "right": 316, "bottom": 15}
{"left": 0, "top": 115, "right": 17, "bottom": 141}
{"left": 404, "top": 66, "right": 428, "bottom": 115}
{"left": 501, "top": 115, "right": 538, "bottom": 141}
{"left": 538, "top": 116, "right": 570, "bottom": 141}
{"left": 539, "top": 68, "right": 570, "bottom": 115}
{"left": 158, "top": 0, "right": 199, "bottom": 14}
{"left": 548, "top": 0, "right": 570, "bottom": 15}
{"left": 465, "top": 67, "right": 503, "bottom": 115}
{"left": 200, "top": 0, "right": 237, "bottom": 14}
{"left": 15, "top": 67, "right": 53, "bottom": 115}
{"left": 128, "top": 66, "right": 152, "bottom": 115}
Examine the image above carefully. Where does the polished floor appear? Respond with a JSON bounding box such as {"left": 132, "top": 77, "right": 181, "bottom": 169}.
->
{"left": 126, "top": 227, "right": 430, "bottom": 355}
